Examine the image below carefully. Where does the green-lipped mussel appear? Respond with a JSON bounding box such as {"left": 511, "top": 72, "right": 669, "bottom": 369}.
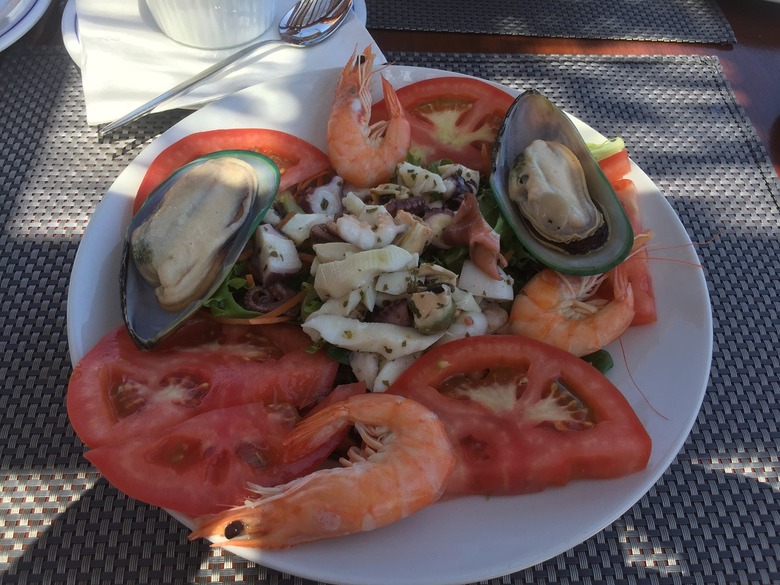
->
{"left": 490, "top": 89, "right": 633, "bottom": 275}
{"left": 120, "top": 150, "right": 280, "bottom": 349}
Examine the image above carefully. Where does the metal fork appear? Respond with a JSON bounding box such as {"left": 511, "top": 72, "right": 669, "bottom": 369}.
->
{"left": 98, "top": 0, "right": 353, "bottom": 138}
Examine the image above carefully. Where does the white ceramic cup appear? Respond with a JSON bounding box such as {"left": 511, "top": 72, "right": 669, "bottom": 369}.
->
{"left": 145, "top": 0, "right": 278, "bottom": 50}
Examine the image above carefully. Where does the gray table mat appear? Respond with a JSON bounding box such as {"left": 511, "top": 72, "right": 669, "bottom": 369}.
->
{"left": 1, "top": 46, "right": 778, "bottom": 584}
{"left": 366, "top": 0, "right": 737, "bottom": 44}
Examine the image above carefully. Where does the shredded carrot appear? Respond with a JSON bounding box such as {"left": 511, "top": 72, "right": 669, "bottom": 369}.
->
{"left": 262, "top": 288, "right": 308, "bottom": 319}
{"left": 245, "top": 273, "right": 256, "bottom": 287}
{"left": 211, "top": 286, "right": 308, "bottom": 326}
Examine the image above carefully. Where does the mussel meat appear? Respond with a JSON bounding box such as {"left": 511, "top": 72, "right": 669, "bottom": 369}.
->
{"left": 121, "top": 150, "right": 280, "bottom": 349}
{"left": 490, "top": 89, "right": 633, "bottom": 275}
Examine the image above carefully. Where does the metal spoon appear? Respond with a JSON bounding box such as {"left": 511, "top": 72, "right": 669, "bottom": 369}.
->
{"left": 98, "top": 0, "right": 353, "bottom": 138}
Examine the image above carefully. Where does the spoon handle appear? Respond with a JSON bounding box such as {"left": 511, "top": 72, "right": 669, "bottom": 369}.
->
{"left": 98, "top": 37, "right": 280, "bottom": 138}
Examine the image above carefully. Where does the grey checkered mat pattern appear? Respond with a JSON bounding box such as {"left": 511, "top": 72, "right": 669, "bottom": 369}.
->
{"left": 1, "top": 47, "right": 778, "bottom": 584}
{"left": 367, "top": 0, "right": 736, "bottom": 44}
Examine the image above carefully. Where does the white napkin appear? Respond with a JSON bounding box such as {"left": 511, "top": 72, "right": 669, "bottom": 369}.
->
{"left": 75, "top": 0, "right": 383, "bottom": 126}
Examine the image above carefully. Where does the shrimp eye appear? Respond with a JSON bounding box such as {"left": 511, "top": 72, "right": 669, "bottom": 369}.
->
{"left": 357, "top": 54, "right": 366, "bottom": 65}
{"left": 224, "top": 520, "right": 246, "bottom": 539}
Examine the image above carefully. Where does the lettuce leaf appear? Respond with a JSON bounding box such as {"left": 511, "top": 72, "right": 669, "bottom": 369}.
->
{"left": 203, "top": 263, "right": 260, "bottom": 319}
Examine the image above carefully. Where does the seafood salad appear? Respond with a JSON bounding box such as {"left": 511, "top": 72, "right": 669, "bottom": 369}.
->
{"left": 245, "top": 158, "right": 521, "bottom": 392}
{"left": 67, "top": 46, "right": 660, "bottom": 553}
{"left": 183, "top": 49, "right": 641, "bottom": 391}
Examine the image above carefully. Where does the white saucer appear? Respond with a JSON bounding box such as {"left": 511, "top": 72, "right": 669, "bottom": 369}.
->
{"left": 61, "top": 0, "right": 369, "bottom": 67}
{"left": 0, "top": 0, "right": 52, "bottom": 52}
{"left": 60, "top": 0, "right": 78, "bottom": 63}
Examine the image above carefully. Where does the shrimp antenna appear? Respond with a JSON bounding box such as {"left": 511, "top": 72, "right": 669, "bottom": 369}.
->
{"left": 645, "top": 256, "right": 704, "bottom": 269}
{"left": 647, "top": 231, "right": 721, "bottom": 252}
{"left": 618, "top": 337, "right": 669, "bottom": 421}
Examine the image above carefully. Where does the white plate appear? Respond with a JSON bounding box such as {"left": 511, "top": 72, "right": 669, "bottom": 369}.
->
{"left": 60, "top": 0, "right": 78, "bottom": 63}
{"left": 66, "top": 66, "right": 713, "bottom": 585}
{"left": 60, "top": 0, "right": 369, "bottom": 67}
{"left": 0, "top": 0, "right": 51, "bottom": 52}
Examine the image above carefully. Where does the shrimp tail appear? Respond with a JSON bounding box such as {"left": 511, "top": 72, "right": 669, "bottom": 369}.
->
{"left": 281, "top": 403, "right": 350, "bottom": 462}
{"left": 380, "top": 75, "right": 403, "bottom": 119}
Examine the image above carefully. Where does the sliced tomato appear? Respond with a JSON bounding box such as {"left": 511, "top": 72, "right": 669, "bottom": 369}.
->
{"left": 596, "top": 148, "right": 658, "bottom": 326}
{"left": 371, "top": 77, "right": 514, "bottom": 174}
{"left": 611, "top": 178, "right": 640, "bottom": 224}
{"left": 85, "top": 402, "right": 331, "bottom": 517}
{"left": 67, "top": 313, "right": 338, "bottom": 448}
{"left": 598, "top": 149, "right": 632, "bottom": 185}
{"left": 611, "top": 178, "right": 657, "bottom": 325}
{"left": 387, "top": 335, "right": 651, "bottom": 496}
{"left": 133, "top": 129, "right": 332, "bottom": 214}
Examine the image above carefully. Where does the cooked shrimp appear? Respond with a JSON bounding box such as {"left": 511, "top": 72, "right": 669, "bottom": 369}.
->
{"left": 189, "top": 393, "right": 455, "bottom": 549}
{"left": 336, "top": 192, "right": 406, "bottom": 249}
{"left": 327, "top": 46, "right": 411, "bottom": 188}
{"left": 336, "top": 213, "right": 406, "bottom": 249}
{"left": 506, "top": 264, "right": 635, "bottom": 357}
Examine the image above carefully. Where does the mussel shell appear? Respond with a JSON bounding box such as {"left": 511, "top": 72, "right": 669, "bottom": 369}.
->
{"left": 490, "top": 89, "right": 633, "bottom": 275}
{"left": 120, "top": 150, "right": 280, "bottom": 349}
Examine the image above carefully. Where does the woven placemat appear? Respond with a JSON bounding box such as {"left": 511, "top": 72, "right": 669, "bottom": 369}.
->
{"left": 1, "top": 46, "right": 778, "bottom": 585}
{"left": 366, "top": 0, "right": 736, "bottom": 44}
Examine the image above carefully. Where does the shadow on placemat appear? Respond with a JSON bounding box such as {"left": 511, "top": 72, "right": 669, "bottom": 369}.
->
{"left": 2, "top": 47, "right": 779, "bottom": 585}
{"left": 367, "top": 0, "right": 736, "bottom": 44}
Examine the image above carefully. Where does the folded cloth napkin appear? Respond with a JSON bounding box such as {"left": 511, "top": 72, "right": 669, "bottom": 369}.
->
{"left": 75, "top": 0, "right": 382, "bottom": 126}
